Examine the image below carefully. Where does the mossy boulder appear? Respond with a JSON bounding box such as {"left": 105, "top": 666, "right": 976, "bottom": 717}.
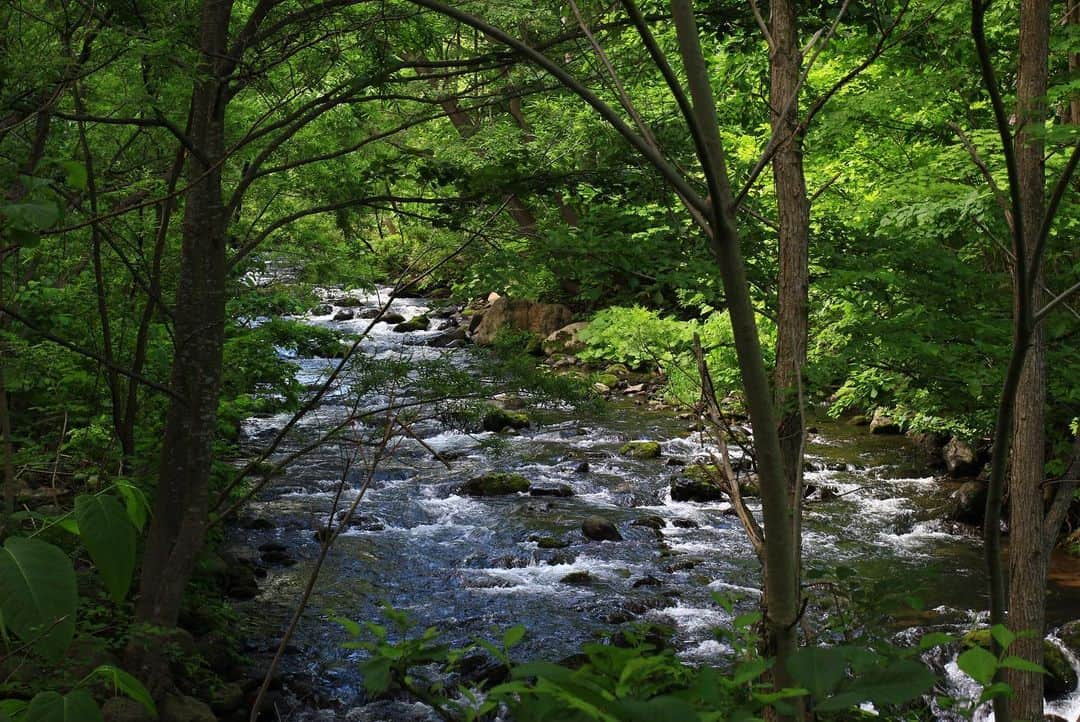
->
{"left": 393, "top": 315, "right": 430, "bottom": 332}
{"left": 596, "top": 373, "right": 619, "bottom": 388}
{"left": 962, "top": 629, "right": 1077, "bottom": 699}
{"left": 620, "top": 441, "right": 662, "bottom": 459}
{"left": 561, "top": 571, "right": 594, "bottom": 585}
{"left": 482, "top": 407, "right": 530, "bottom": 432}
{"left": 603, "top": 363, "right": 631, "bottom": 377}
{"left": 531, "top": 536, "right": 570, "bottom": 549}
{"left": 460, "top": 473, "right": 531, "bottom": 496}
{"left": 380, "top": 312, "right": 407, "bottom": 324}
{"left": 670, "top": 476, "right": 724, "bottom": 503}
{"left": 529, "top": 483, "right": 574, "bottom": 497}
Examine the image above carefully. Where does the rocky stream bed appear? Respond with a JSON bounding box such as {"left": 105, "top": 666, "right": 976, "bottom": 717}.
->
{"left": 221, "top": 287, "right": 1080, "bottom": 722}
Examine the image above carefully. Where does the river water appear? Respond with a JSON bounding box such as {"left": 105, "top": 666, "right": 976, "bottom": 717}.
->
{"left": 227, "top": 288, "right": 1080, "bottom": 721}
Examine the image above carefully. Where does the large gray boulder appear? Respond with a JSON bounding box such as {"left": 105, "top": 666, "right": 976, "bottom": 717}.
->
{"left": 946, "top": 480, "right": 987, "bottom": 526}
{"left": 944, "top": 436, "right": 982, "bottom": 477}
{"left": 470, "top": 297, "right": 573, "bottom": 346}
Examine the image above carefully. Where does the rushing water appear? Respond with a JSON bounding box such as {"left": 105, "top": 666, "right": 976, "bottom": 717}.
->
{"left": 227, "top": 287, "right": 1080, "bottom": 721}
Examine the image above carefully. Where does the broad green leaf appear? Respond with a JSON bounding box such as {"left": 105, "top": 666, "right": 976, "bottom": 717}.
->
{"left": 2, "top": 200, "right": 59, "bottom": 230}
{"left": 361, "top": 656, "right": 392, "bottom": 695}
{"left": 919, "top": 632, "right": 955, "bottom": 650}
{"left": 0, "top": 537, "right": 77, "bottom": 660}
{"left": 0, "top": 699, "right": 26, "bottom": 721}
{"left": 91, "top": 665, "right": 156, "bottom": 715}
{"left": 957, "top": 646, "right": 998, "bottom": 686}
{"left": 75, "top": 495, "right": 136, "bottom": 602}
{"left": 24, "top": 691, "right": 102, "bottom": 722}
{"left": 60, "top": 162, "right": 87, "bottom": 191}
{"left": 817, "top": 659, "right": 934, "bottom": 710}
{"left": 786, "top": 646, "right": 849, "bottom": 699}
{"left": 998, "top": 655, "right": 1046, "bottom": 674}
{"left": 503, "top": 624, "right": 525, "bottom": 649}
{"left": 113, "top": 480, "right": 149, "bottom": 532}
{"left": 331, "top": 616, "right": 362, "bottom": 637}
{"left": 990, "top": 624, "right": 1015, "bottom": 651}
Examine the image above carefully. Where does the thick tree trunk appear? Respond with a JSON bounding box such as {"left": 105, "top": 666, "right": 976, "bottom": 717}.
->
{"left": 1005, "top": 0, "right": 1049, "bottom": 716}
{"left": 135, "top": 0, "right": 232, "bottom": 627}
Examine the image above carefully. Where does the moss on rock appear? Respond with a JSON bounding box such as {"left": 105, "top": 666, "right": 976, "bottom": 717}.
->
{"left": 620, "top": 441, "right": 662, "bottom": 459}
{"left": 459, "top": 473, "right": 531, "bottom": 496}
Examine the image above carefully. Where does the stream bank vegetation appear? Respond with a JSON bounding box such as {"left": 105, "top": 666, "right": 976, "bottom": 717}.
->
{"left": 0, "top": 0, "right": 1077, "bottom": 720}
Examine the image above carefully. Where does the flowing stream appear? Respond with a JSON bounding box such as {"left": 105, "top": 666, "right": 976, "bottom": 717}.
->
{"left": 227, "top": 287, "right": 1080, "bottom": 721}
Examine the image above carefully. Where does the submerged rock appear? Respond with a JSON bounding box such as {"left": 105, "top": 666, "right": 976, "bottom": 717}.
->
{"left": 582, "top": 515, "right": 622, "bottom": 542}
{"left": 529, "top": 483, "right": 574, "bottom": 497}
{"left": 530, "top": 535, "right": 570, "bottom": 549}
{"left": 620, "top": 441, "right": 662, "bottom": 459}
{"left": 332, "top": 309, "right": 355, "bottom": 321}
{"left": 560, "top": 571, "right": 595, "bottom": 586}
{"left": 380, "top": 312, "right": 406, "bottom": 324}
{"left": 459, "top": 473, "right": 531, "bottom": 496}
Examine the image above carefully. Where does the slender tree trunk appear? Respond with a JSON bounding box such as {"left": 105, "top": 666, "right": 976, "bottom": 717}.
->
{"left": 768, "top": 0, "right": 809, "bottom": 566}
{"left": 1005, "top": 0, "right": 1049, "bottom": 716}
{"left": 135, "top": 0, "right": 232, "bottom": 627}
{"left": 670, "top": 2, "right": 800, "bottom": 713}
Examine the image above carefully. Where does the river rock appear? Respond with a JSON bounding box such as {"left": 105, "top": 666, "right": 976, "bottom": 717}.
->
{"left": 471, "top": 297, "right": 573, "bottom": 346}
{"left": 380, "top": 312, "right": 406, "bottom": 324}
{"left": 849, "top": 414, "right": 870, "bottom": 426}
{"left": 561, "top": 571, "right": 594, "bottom": 585}
{"left": 459, "top": 473, "right": 530, "bottom": 496}
{"left": 542, "top": 321, "right": 589, "bottom": 356}
{"left": 670, "top": 476, "right": 725, "bottom": 503}
{"left": 428, "top": 327, "right": 468, "bottom": 347}
{"left": 582, "top": 515, "right": 622, "bottom": 542}
{"left": 632, "top": 515, "right": 666, "bottom": 532}
{"left": 530, "top": 535, "right": 570, "bottom": 549}
{"left": 1057, "top": 620, "right": 1080, "bottom": 656}
{"left": 481, "top": 407, "right": 530, "bottom": 432}
{"left": 210, "top": 682, "right": 245, "bottom": 715}
{"left": 333, "top": 309, "right": 355, "bottom": 321}
{"left": 310, "top": 303, "right": 333, "bottom": 316}
{"left": 910, "top": 431, "right": 948, "bottom": 469}
{"left": 946, "top": 480, "right": 987, "bottom": 526}
{"left": 620, "top": 441, "right": 662, "bottom": 459}
{"left": 869, "top": 408, "right": 902, "bottom": 434}
{"left": 358, "top": 307, "right": 382, "bottom": 319}
{"left": 393, "top": 315, "right": 430, "bottom": 332}
{"left": 944, "top": 436, "right": 982, "bottom": 477}
{"left": 529, "top": 483, "right": 574, "bottom": 497}
{"left": 330, "top": 296, "right": 364, "bottom": 307}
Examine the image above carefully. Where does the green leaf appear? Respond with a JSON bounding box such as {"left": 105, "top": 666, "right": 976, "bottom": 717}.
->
{"left": 998, "top": 655, "right": 1046, "bottom": 674}
{"left": 60, "top": 162, "right": 87, "bottom": 191}
{"left": 0, "top": 699, "right": 27, "bottom": 721}
{"left": 113, "top": 480, "right": 148, "bottom": 532}
{"left": 90, "top": 665, "right": 156, "bottom": 715}
{"left": 989, "top": 624, "right": 1015, "bottom": 652}
{"left": 787, "top": 646, "right": 849, "bottom": 699}
{"left": 919, "top": 632, "right": 954, "bottom": 650}
{"left": 820, "top": 659, "right": 934, "bottom": 710}
{"left": 361, "top": 656, "right": 393, "bottom": 695}
{"left": 0, "top": 537, "right": 77, "bottom": 660}
{"left": 503, "top": 625, "right": 525, "bottom": 649}
{"left": 75, "top": 495, "right": 136, "bottom": 602}
{"left": 24, "top": 691, "right": 102, "bottom": 722}
{"left": 1, "top": 199, "right": 59, "bottom": 230}
{"left": 957, "top": 646, "right": 999, "bottom": 686}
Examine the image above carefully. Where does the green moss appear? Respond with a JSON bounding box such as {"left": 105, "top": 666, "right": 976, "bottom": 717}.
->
{"left": 482, "top": 407, "right": 530, "bottom": 432}
{"left": 460, "top": 473, "right": 531, "bottom": 496}
{"left": 620, "top": 441, "right": 662, "bottom": 459}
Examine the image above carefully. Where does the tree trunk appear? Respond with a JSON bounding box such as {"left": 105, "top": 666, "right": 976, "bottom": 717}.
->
{"left": 1005, "top": 0, "right": 1049, "bottom": 716}
{"left": 670, "top": 1, "right": 800, "bottom": 713}
{"left": 769, "top": 0, "right": 809, "bottom": 553}
{"left": 135, "top": 0, "right": 232, "bottom": 628}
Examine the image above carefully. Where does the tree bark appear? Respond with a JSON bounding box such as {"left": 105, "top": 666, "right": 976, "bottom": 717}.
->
{"left": 135, "top": 0, "right": 232, "bottom": 627}
{"left": 768, "top": 0, "right": 809, "bottom": 555}
{"left": 1005, "top": 0, "right": 1049, "bottom": 716}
